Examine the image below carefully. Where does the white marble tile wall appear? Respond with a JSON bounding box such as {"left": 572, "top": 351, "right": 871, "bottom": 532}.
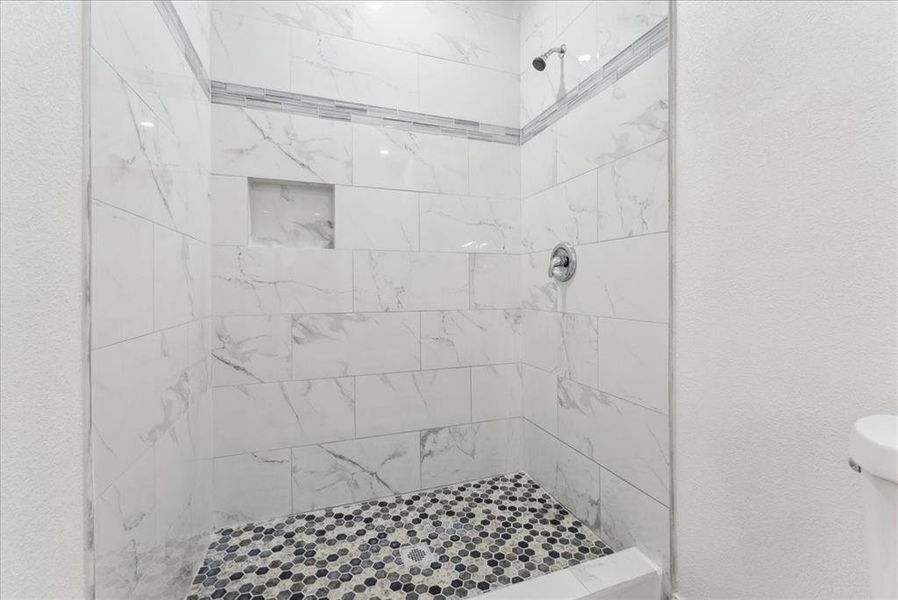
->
{"left": 204, "top": 5, "right": 671, "bottom": 583}
{"left": 211, "top": 0, "right": 520, "bottom": 127}
{"left": 517, "top": 0, "right": 670, "bottom": 584}
{"left": 89, "top": 2, "right": 212, "bottom": 599}
{"left": 209, "top": 2, "right": 526, "bottom": 530}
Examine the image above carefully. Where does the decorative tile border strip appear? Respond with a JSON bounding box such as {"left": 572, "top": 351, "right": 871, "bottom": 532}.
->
{"left": 210, "top": 17, "right": 668, "bottom": 146}
{"left": 210, "top": 81, "right": 522, "bottom": 145}
{"left": 153, "top": 0, "right": 211, "bottom": 99}
{"left": 520, "top": 17, "right": 669, "bottom": 144}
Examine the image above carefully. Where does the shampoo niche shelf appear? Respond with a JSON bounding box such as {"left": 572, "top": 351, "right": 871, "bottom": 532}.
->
{"left": 249, "top": 179, "right": 335, "bottom": 249}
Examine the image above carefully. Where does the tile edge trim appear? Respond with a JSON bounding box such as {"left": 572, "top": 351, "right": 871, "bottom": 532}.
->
{"left": 153, "top": 0, "right": 212, "bottom": 99}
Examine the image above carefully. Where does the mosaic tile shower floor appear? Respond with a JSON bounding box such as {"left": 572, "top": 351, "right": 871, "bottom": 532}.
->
{"left": 187, "top": 472, "right": 613, "bottom": 600}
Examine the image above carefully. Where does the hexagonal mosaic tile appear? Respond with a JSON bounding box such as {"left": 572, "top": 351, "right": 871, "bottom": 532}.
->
{"left": 187, "top": 472, "right": 613, "bottom": 600}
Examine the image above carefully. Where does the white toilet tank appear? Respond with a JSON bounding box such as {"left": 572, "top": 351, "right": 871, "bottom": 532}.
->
{"left": 850, "top": 414, "right": 898, "bottom": 599}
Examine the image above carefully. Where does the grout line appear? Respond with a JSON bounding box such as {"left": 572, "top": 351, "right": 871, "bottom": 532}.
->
{"left": 211, "top": 363, "right": 522, "bottom": 390}
{"left": 212, "top": 415, "right": 520, "bottom": 461}
{"left": 202, "top": 308, "right": 663, "bottom": 325}
{"left": 93, "top": 198, "right": 210, "bottom": 246}
{"left": 522, "top": 137, "right": 671, "bottom": 200}
{"left": 520, "top": 361, "right": 669, "bottom": 417}
{"left": 523, "top": 416, "right": 670, "bottom": 509}
{"left": 213, "top": 5, "right": 521, "bottom": 78}
{"left": 206, "top": 176, "right": 521, "bottom": 203}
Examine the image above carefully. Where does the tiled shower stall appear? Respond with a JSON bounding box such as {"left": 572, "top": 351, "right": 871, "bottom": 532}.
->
{"left": 88, "top": 1, "right": 670, "bottom": 597}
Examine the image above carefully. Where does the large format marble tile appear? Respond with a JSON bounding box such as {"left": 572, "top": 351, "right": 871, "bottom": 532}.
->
{"left": 154, "top": 413, "right": 199, "bottom": 545}
{"left": 353, "top": 125, "right": 468, "bottom": 194}
{"left": 334, "top": 186, "right": 418, "bottom": 251}
{"left": 599, "top": 468, "right": 671, "bottom": 590}
{"left": 213, "top": 449, "right": 293, "bottom": 528}
{"left": 471, "top": 364, "right": 522, "bottom": 421}
{"left": 519, "top": 60, "right": 561, "bottom": 128}
{"left": 552, "top": 439, "right": 603, "bottom": 531}
{"left": 212, "top": 315, "right": 292, "bottom": 385}
{"left": 468, "top": 141, "right": 520, "bottom": 200}
{"left": 596, "top": 1, "right": 668, "bottom": 67}
{"left": 210, "top": 9, "right": 290, "bottom": 90}
{"left": 356, "top": 369, "right": 471, "bottom": 437}
{"left": 290, "top": 29, "right": 419, "bottom": 111}
{"left": 91, "top": 3, "right": 197, "bottom": 135}
{"left": 91, "top": 202, "right": 154, "bottom": 348}
{"left": 211, "top": 315, "right": 292, "bottom": 385}
{"left": 353, "top": 251, "right": 469, "bottom": 312}
{"left": 418, "top": 56, "right": 519, "bottom": 127}
{"left": 598, "top": 317, "right": 669, "bottom": 414}
{"left": 92, "top": 325, "right": 191, "bottom": 494}
{"left": 519, "top": 0, "right": 556, "bottom": 74}
{"left": 554, "top": 1, "right": 599, "bottom": 92}
{"left": 561, "top": 313, "right": 599, "bottom": 388}
{"left": 94, "top": 449, "right": 157, "bottom": 600}
{"left": 524, "top": 421, "right": 603, "bottom": 532}
{"left": 421, "top": 310, "right": 520, "bottom": 369}
{"left": 210, "top": 175, "right": 249, "bottom": 246}
{"left": 212, "top": 246, "right": 353, "bottom": 315}
{"left": 454, "top": 1, "right": 519, "bottom": 20}
{"left": 596, "top": 141, "right": 669, "bottom": 241}
{"left": 521, "top": 309, "right": 563, "bottom": 373}
{"left": 212, "top": 1, "right": 353, "bottom": 37}
{"left": 557, "top": 379, "right": 669, "bottom": 504}
{"left": 213, "top": 379, "right": 355, "bottom": 456}
{"left": 420, "top": 418, "right": 523, "bottom": 488}
{"left": 560, "top": 234, "right": 669, "bottom": 322}
{"left": 90, "top": 52, "right": 195, "bottom": 235}
{"left": 212, "top": 105, "right": 353, "bottom": 184}
{"left": 521, "top": 364, "right": 559, "bottom": 435}
{"left": 521, "top": 252, "right": 558, "bottom": 311}
{"left": 420, "top": 194, "right": 520, "bottom": 253}
{"left": 154, "top": 227, "right": 209, "bottom": 330}
{"left": 352, "top": 1, "right": 518, "bottom": 73}
{"left": 471, "top": 254, "right": 521, "bottom": 310}
{"left": 291, "top": 312, "right": 420, "bottom": 379}
{"left": 556, "top": 50, "right": 669, "bottom": 182}
{"left": 522, "top": 170, "right": 598, "bottom": 252}
{"left": 520, "top": 126, "right": 556, "bottom": 198}
{"left": 291, "top": 433, "right": 421, "bottom": 512}
{"left": 522, "top": 419, "right": 558, "bottom": 496}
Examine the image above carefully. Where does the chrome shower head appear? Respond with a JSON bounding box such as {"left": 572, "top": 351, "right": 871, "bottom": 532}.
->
{"left": 532, "top": 44, "right": 566, "bottom": 71}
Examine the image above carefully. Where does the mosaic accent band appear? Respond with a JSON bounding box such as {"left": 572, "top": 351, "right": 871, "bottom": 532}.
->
{"left": 153, "top": 0, "right": 211, "bottom": 99}
{"left": 210, "top": 17, "right": 668, "bottom": 147}
{"left": 210, "top": 81, "right": 523, "bottom": 146}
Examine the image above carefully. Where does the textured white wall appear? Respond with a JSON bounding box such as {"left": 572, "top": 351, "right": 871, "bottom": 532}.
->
{"left": 673, "top": 1, "right": 897, "bottom": 598}
{"left": 0, "top": 1, "right": 87, "bottom": 597}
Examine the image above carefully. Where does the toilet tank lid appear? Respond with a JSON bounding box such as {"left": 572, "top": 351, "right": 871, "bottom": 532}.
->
{"left": 850, "top": 414, "right": 898, "bottom": 483}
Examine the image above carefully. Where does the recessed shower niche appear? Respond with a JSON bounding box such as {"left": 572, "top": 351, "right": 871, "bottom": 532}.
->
{"left": 249, "top": 179, "right": 335, "bottom": 249}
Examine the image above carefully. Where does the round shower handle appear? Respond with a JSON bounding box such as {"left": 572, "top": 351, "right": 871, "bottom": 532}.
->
{"left": 548, "top": 242, "right": 577, "bottom": 282}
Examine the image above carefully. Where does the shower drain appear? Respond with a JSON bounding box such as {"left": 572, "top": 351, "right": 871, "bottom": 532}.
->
{"left": 398, "top": 543, "right": 436, "bottom": 566}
